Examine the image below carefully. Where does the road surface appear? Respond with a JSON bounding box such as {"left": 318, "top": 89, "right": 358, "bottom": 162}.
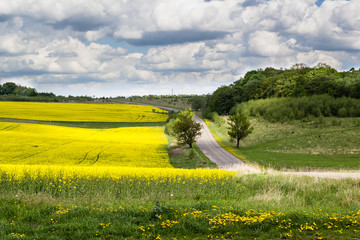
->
{"left": 193, "top": 116, "right": 261, "bottom": 172}
{"left": 194, "top": 116, "right": 244, "bottom": 168}
{"left": 154, "top": 106, "right": 255, "bottom": 169}
{"left": 194, "top": 116, "right": 360, "bottom": 178}
{"left": 155, "top": 105, "right": 360, "bottom": 178}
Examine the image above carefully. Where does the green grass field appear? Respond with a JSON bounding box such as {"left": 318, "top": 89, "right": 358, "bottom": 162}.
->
{"left": 2, "top": 173, "right": 360, "bottom": 239}
{"left": 207, "top": 116, "right": 360, "bottom": 171}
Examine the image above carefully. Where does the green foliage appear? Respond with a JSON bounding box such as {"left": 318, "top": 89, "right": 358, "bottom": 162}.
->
{"left": 227, "top": 113, "right": 253, "bottom": 148}
{"left": 188, "top": 149, "right": 195, "bottom": 159}
{"left": 209, "top": 86, "right": 235, "bottom": 114}
{"left": 151, "top": 201, "right": 166, "bottom": 220}
{"left": 201, "top": 108, "right": 214, "bottom": 119}
{"left": 204, "top": 65, "right": 360, "bottom": 116}
{"left": 233, "top": 95, "right": 360, "bottom": 122}
{"left": 168, "top": 143, "right": 217, "bottom": 169}
{"left": 164, "top": 118, "right": 176, "bottom": 136}
{"left": 1, "top": 82, "right": 18, "bottom": 95}
{"left": 188, "top": 95, "right": 207, "bottom": 111}
{"left": 206, "top": 112, "right": 225, "bottom": 127}
{"left": 172, "top": 109, "right": 202, "bottom": 148}
{"left": 166, "top": 110, "right": 178, "bottom": 122}
{"left": 0, "top": 82, "right": 38, "bottom": 97}
{"left": 0, "top": 82, "right": 98, "bottom": 102}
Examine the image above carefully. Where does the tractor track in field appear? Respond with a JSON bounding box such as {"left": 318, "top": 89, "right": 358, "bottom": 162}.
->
{"left": 1, "top": 124, "right": 20, "bottom": 131}
{"left": 92, "top": 151, "right": 103, "bottom": 165}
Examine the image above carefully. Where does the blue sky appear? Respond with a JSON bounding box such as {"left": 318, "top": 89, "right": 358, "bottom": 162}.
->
{"left": 315, "top": 0, "right": 325, "bottom": 6}
{"left": 0, "top": 0, "right": 359, "bottom": 97}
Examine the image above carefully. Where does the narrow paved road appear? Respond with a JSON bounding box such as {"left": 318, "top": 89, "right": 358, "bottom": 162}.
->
{"left": 155, "top": 105, "right": 360, "bottom": 178}
{"left": 194, "top": 116, "right": 360, "bottom": 178}
{"left": 194, "top": 116, "right": 244, "bottom": 168}
{"left": 154, "top": 106, "right": 255, "bottom": 169}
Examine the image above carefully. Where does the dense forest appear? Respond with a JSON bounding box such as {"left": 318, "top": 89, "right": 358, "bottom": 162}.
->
{"left": 198, "top": 63, "right": 360, "bottom": 120}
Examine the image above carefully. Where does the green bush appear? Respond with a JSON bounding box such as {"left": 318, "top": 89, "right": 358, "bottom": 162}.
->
{"left": 338, "top": 107, "right": 348, "bottom": 117}
{"left": 232, "top": 95, "right": 360, "bottom": 122}
{"left": 165, "top": 118, "right": 176, "bottom": 136}
{"left": 212, "top": 112, "right": 225, "bottom": 126}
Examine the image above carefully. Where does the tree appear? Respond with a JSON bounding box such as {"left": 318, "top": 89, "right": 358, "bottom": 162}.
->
{"left": 172, "top": 109, "right": 202, "bottom": 148}
{"left": 1, "top": 82, "right": 17, "bottom": 95}
{"left": 189, "top": 95, "right": 205, "bottom": 111}
{"left": 209, "top": 86, "right": 235, "bottom": 114}
{"left": 227, "top": 112, "right": 253, "bottom": 148}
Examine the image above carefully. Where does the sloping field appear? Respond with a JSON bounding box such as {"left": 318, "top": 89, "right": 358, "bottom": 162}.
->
{"left": 0, "top": 122, "right": 171, "bottom": 168}
{"left": 0, "top": 102, "right": 167, "bottom": 122}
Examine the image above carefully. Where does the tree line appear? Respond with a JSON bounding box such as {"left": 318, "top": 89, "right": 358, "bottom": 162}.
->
{"left": 0, "top": 82, "right": 94, "bottom": 102}
{"left": 189, "top": 63, "right": 360, "bottom": 119}
{"left": 0, "top": 82, "right": 38, "bottom": 97}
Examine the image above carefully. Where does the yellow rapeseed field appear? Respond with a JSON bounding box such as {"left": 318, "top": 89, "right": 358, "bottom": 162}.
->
{"left": 0, "top": 102, "right": 167, "bottom": 122}
{"left": 0, "top": 122, "right": 171, "bottom": 168}
{"left": 0, "top": 164, "right": 235, "bottom": 184}
{"left": 0, "top": 102, "right": 237, "bottom": 190}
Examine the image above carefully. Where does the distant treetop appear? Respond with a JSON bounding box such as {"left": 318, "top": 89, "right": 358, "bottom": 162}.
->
{"left": 207, "top": 63, "right": 360, "bottom": 114}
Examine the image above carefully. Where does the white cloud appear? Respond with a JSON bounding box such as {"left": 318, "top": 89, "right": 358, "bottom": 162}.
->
{"left": 248, "top": 31, "right": 294, "bottom": 57}
{"left": 1, "top": 0, "right": 360, "bottom": 96}
{"left": 0, "top": 34, "right": 28, "bottom": 54}
{"left": 331, "top": 1, "right": 360, "bottom": 31}
{"left": 296, "top": 50, "right": 343, "bottom": 69}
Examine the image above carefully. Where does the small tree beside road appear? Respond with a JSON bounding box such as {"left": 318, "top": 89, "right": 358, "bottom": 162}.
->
{"left": 227, "top": 112, "right": 253, "bottom": 148}
{"left": 172, "top": 109, "right": 202, "bottom": 148}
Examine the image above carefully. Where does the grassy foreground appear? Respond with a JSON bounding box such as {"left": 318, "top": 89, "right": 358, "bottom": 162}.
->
{"left": 1, "top": 172, "right": 360, "bottom": 239}
{"left": 207, "top": 117, "right": 360, "bottom": 171}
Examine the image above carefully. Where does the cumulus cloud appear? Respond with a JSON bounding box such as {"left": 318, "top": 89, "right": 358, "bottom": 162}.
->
{"left": 248, "top": 31, "right": 294, "bottom": 57}
{"left": 0, "top": 0, "right": 360, "bottom": 96}
{"left": 126, "top": 30, "right": 229, "bottom": 46}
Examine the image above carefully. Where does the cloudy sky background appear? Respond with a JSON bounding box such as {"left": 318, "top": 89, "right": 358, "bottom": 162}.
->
{"left": 0, "top": 0, "right": 359, "bottom": 97}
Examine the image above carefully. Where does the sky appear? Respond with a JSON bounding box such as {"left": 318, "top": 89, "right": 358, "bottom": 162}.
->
{"left": 0, "top": 0, "right": 359, "bottom": 97}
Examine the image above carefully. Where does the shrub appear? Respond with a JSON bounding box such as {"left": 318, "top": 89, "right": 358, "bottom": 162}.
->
{"left": 233, "top": 95, "right": 360, "bottom": 122}
{"left": 338, "top": 107, "right": 348, "bottom": 117}
{"left": 165, "top": 119, "right": 176, "bottom": 136}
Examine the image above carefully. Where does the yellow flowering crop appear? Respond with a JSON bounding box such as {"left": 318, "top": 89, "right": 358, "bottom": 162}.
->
{"left": 0, "top": 164, "right": 235, "bottom": 184}
{"left": 0, "top": 102, "right": 167, "bottom": 122}
{"left": 0, "top": 122, "right": 171, "bottom": 168}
